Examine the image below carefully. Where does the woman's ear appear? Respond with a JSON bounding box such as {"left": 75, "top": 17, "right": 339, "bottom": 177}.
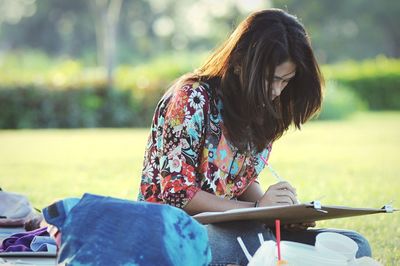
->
{"left": 234, "top": 65, "right": 241, "bottom": 75}
{"left": 231, "top": 52, "right": 243, "bottom": 75}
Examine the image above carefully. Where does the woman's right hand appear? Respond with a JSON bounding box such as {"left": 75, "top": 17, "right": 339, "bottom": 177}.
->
{"left": 258, "top": 181, "right": 298, "bottom": 207}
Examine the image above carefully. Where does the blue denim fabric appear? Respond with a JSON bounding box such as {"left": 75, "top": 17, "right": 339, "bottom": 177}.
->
{"left": 30, "top": 236, "right": 56, "bottom": 252}
{"left": 207, "top": 221, "right": 372, "bottom": 266}
{"left": 42, "top": 197, "right": 80, "bottom": 229}
{"left": 207, "top": 221, "right": 275, "bottom": 266}
{"left": 43, "top": 193, "right": 211, "bottom": 266}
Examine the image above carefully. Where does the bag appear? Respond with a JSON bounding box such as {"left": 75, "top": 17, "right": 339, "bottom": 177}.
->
{"left": 43, "top": 193, "right": 212, "bottom": 266}
{"left": 0, "top": 190, "right": 36, "bottom": 227}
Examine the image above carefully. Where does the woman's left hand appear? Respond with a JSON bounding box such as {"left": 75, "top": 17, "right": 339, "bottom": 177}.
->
{"left": 283, "top": 221, "right": 316, "bottom": 231}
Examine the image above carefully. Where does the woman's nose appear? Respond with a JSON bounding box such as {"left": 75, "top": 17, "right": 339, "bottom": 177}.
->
{"left": 278, "top": 80, "right": 287, "bottom": 91}
{"left": 273, "top": 82, "right": 285, "bottom": 95}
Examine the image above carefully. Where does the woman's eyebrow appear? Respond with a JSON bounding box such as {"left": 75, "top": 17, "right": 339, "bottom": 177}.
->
{"left": 274, "top": 75, "right": 295, "bottom": 81}
{"left": 274, "top": 71, "right": 296, "bottom": 80}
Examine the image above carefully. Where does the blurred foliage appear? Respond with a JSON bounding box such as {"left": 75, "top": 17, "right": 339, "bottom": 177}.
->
{"left": 0, "top": 0, "right": 247, "bottom": 65}
{"left": 0, "top": 85, "right": 140, "bottom": 129}
{"left": 0, "top": 0, "right": 399, "bottom": 65}
{"left": 323, "top": 57, "right": 400, "bottom": 110}
{"left": 0, "top": 52, "right": 206, "bottom": 129}
{"left": 317, "top": 81, "right": 367, "bottom": 120}
{"left": 0, "top": 0, "right": 398, "bottom": 128}
{"left": 0, "top": 54, "right": 399, "bottom": 128}
{"left": 272, "top": 0, "right": 400, "bottom": 62}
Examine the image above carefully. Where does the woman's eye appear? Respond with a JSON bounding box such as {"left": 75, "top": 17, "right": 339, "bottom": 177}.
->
{"left": 283, "top": 79, "right": 292, "bottom": 84}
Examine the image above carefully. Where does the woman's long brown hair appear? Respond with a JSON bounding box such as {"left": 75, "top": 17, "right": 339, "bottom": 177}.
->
{"left": 193, "top": 9, "right": 323, "bottom": 153}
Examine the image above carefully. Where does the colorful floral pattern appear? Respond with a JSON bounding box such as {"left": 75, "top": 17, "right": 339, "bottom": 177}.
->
{"left": 138, "top": 81, "right": 272, "bottom": 208}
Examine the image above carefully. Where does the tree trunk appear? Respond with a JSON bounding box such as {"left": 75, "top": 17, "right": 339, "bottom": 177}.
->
{"left": 90, "top": 0, "right": 124, "bottom": 87}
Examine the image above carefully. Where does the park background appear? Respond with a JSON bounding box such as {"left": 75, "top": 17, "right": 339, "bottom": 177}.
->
{"left": 0, "top": 0, "right": 399, "bottom": 264}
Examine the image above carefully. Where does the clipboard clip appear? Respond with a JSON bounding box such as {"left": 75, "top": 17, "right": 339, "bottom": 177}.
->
{"left": 381, "top": 204, "right": 394, "bottom": 213}
{"left": 310, "top": 200, "right": 328, "bottom": 214}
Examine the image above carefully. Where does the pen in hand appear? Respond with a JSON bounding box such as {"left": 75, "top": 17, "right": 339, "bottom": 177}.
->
{"left": 260, "top": 156, "right": 285, "bottom": 182}
{"left": 260, "top": 156, "right": 300, "bottom": 204}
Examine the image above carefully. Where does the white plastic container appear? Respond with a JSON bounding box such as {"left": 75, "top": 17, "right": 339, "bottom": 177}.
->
{"left": 247, "top": 240, "right": 277, "bottom": 266}
{"left": 245, "top": 233, "right": 382, "bottom": 266}
{"left": 315, "top": 232, "right": 358, "bottom": 262}
{"left": 280, "top": 241, "right": 348, "bottom": 266}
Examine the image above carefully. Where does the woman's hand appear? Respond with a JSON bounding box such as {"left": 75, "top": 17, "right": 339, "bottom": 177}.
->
{"left": 283, "top": 221, "right": 316, "bottom": 231}
{"left": 24, "top": 212, "right": 44, "bottom": 231}
{"left": 257, "top": 182, "right": 315, "bottom": 231}
{"left": 258, "top": 181, "right": 298, "bottom": 207}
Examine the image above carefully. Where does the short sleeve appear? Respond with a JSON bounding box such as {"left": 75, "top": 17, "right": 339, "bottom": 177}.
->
{"left": 158, "top": 82, "right": 209, "bottom": 208}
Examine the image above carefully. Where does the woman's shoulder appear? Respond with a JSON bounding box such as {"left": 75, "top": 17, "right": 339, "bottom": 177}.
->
{"left": 169, "top": 75, "right": 218, "bottom": 104}
{"left": 173, "top": 75, "right": 213, "bottom": 94}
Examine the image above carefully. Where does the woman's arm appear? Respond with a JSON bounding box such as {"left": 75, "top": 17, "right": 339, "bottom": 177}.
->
{"left": 238, "top": 181, "right": 264, "bottom": 202}
{"left": 184, "top": 190, "right": 255, "bottom": 215}
{"left": 184, "top": 181, "right": 268, "bottom": 215}
{"left": 184, "top": 180, "right": 264, "bottom": 215}
{"left": 184, "top": 181, "right": 299, "bottom": 215}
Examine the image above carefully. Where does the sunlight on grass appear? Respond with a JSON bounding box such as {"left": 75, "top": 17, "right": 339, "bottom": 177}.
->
{"left": 0, "top": 112, "right": 399, "bottom": 263}
{"left": 260, "top": 112, "right": 400, "bottom": 264}
{"left": 0, "top": 129, "right": 149, "bottom": 205}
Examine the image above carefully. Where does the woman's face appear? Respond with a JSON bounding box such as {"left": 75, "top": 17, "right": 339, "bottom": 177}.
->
{"left": 267, "top": 60, "right": 296, "bottom": 100}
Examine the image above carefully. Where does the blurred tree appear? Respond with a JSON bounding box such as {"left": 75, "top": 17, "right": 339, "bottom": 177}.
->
{"left": 90, "top": 0, "right": 124, "bottom": 87}
{"left": 272, "top": 0, "right": 400, "bottom": 62}
{"left": 0, "top": 0, "right": 398, "bottom": 65}
{"left": 366, "top": 1, "right": 400, "bottom": 57}
{"left": 0, "top": 0, "right": 36, "bottom": 25}
{"left": 0, "top": 0, "right": 95, "bottom": 58}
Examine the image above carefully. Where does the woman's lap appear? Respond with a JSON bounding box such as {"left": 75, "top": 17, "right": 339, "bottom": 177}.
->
{"left": 280, "top": 227, "right": 372, "bottom": 258}
{"left": 207, "top": 221, "right": 273, "bottom": 266}
{"left": 206, "top": 221, "right": 371, "bottom": 266}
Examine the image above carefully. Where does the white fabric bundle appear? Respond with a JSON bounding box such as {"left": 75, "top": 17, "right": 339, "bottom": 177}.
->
{"left": 0, "top": 190, "right": 35, "bottom": 226}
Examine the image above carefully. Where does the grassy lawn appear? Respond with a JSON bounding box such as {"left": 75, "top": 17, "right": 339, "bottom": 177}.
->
{"left": 0, "top": 112, "right": 399, "bottom": 264}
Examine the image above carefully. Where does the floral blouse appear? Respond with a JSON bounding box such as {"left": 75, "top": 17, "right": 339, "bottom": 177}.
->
{"left": 138, "top": 80, "right": 272, "bottom": 208}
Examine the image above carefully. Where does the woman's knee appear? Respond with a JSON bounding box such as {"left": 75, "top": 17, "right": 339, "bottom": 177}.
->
{"left": 337, "top": 230, "right": 372, "bottom": 258}
{"left": 207, "top": 221, "right": 275, "bottom": 266}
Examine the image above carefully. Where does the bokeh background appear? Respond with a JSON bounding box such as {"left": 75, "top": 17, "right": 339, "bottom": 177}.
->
{"left": 0, "top": 0, "right": 399, "bottom": 127}
{"left": 0, "top": 0, "right": 399, "bottom": 264}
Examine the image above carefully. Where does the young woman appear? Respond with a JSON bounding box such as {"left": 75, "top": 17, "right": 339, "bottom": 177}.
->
{"left": 138, "top": 8, "right": 371, "bottom": 265}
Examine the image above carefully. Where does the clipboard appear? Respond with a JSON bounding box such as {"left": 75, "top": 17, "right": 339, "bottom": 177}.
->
{"left": 192, "top": 201, "right": 397, "bottom": 225}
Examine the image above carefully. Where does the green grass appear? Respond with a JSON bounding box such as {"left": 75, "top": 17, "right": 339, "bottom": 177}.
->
{"left": 1, "top": 112, "right": 399, "bottom": 264}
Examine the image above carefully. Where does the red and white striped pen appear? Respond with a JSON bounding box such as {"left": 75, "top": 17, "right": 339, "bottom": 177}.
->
{"left": 260, "top": 156, "right": 285, "bottom": 182}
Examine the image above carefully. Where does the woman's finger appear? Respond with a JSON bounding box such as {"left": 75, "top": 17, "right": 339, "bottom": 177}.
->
{"left": 301, "top": 221, "right": 316, "bottom": 228}
{"left": 270, "top": 181, "right": 297, "bottom": 196}
{"left": 273, "top": 189, "right": 297, "bottom": 204}
{"left": 264, "top": 199, "right": 292, "bottom": 206}
{"left": 283, "top": 223, "right": 307, "bottom": 231}
{"left": 260, "top": 183, "right": 299, "bottom": 206}
{"left": 284, "top": 222, "right": 316, "bottom": 231}
{"left": 275, "top": 195, "right": 295, "bottom": 204}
